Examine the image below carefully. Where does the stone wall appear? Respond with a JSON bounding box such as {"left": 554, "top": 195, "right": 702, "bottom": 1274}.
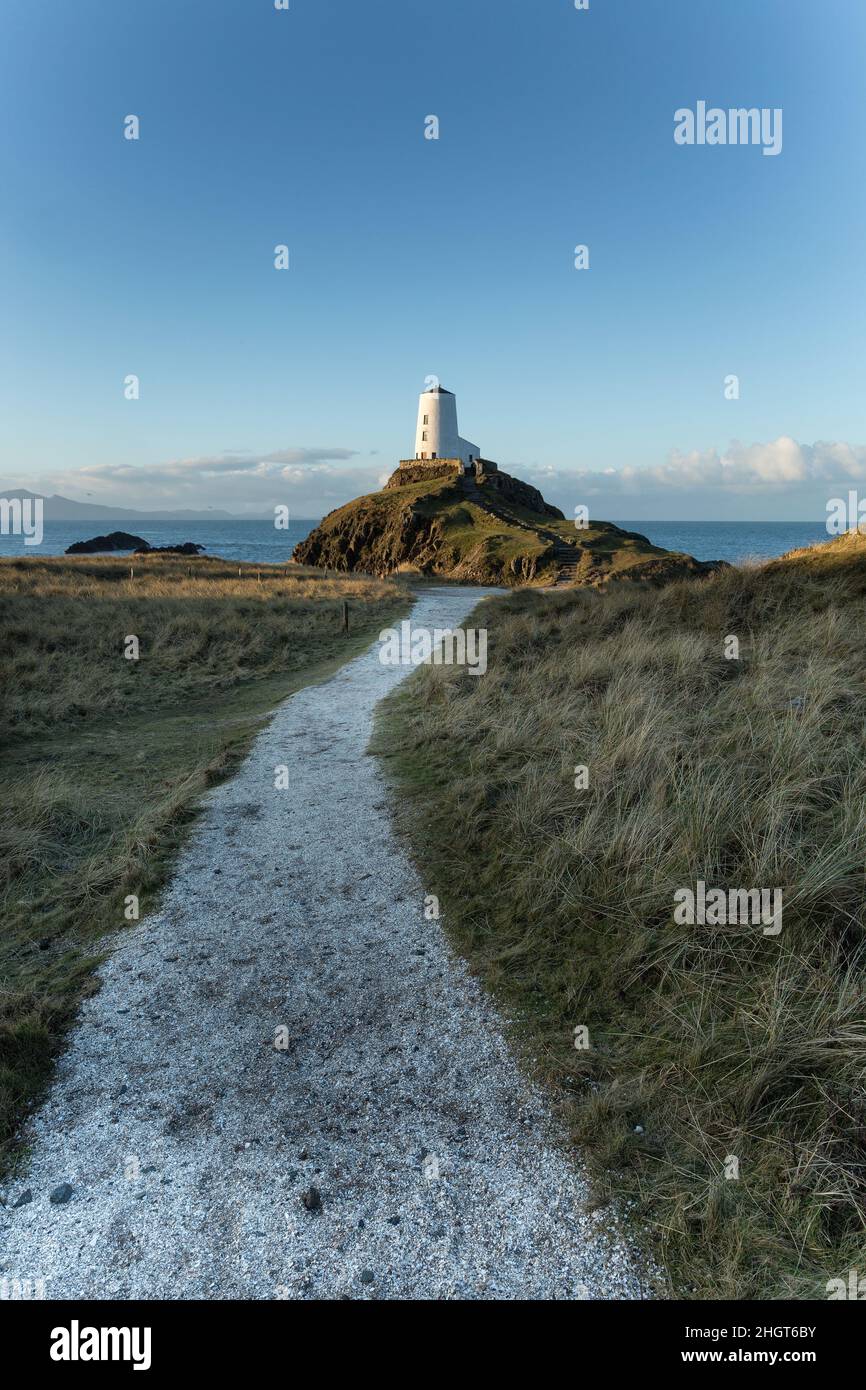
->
{"left": 385, "top": 459, "right": 465, "bottom": 489}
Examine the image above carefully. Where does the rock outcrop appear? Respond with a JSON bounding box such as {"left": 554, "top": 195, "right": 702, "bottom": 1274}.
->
{"left": 383, "top": 461, "right": 464, "bottom": 489}
{"left": 293, "top": 460, "right": 724, "bottom": 589}
{"left": 65, "top": 533, "right": 206, "bottom": 556}
{"left": 66, "top": 532, "right": 149, "bottom": 554}
{"left": 133, "top": 542, "right": 206, "bottom": 556}
{"left": 474, "top": 467, "right": 564, "bottom": 519}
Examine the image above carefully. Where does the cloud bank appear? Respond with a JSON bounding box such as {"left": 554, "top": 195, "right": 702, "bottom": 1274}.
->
{"left": 7, "top": 447, "right": 383, "bottom": 518}
{"left": 519, "top": 438, "right": 866, "bottom": 521}
{"left": 7, "top": 437, "right": 866, "bottom": 522}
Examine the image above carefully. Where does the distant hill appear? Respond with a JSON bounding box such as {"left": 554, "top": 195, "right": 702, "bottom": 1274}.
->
{"left": 0, "top": 489, "right": 236, "bottom": 522}
{"left": 293, "top": 460, "right": 723, "bottom": 588}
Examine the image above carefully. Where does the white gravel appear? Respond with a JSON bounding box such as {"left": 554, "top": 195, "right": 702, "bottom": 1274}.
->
{"left": 1, "top": 585, "right": 650, "bottom": 1301}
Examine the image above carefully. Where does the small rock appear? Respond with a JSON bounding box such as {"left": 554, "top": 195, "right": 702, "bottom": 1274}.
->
{"left": 49, "top": 1183, "right": 74, "bottom": 1204}
{"left": 302, "top": 1185, "right": 321, "bottom": 1212}
{"left": 13, "top": 1190, "right": 33, "bottom": 1208}
{"left": 360, "top": 1269, "right": 375, "bottom": 1284}
{"left": 387, "top": 1215, "right": 400, "bottom": 1226}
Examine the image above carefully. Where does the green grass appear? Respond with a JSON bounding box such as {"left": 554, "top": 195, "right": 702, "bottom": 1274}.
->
{"left": 372, "top": 532, "right": 866, "bottom": 1300}
{"left": 293, "top": 471, "right": 710, "bottom": 587}
{"left": 436, "top": 499, "right": 550, "bottom": 572}
{"left": 0, "top": 554, "right": 409, "bottom": 1175}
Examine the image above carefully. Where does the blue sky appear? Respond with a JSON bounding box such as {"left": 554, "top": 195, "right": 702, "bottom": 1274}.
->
{"left": 2, "top": 0, "right": 865, "bottom": 519}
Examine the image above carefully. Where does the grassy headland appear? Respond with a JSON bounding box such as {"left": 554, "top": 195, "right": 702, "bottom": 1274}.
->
{"left": 293, "top": 467, "right": 719, "bottom": 588}
{"left": 0, "top": 554, "right": 408, "bottom": 1174}
{"left": 373, "top": 531, "right": 866, "bottom": 1299}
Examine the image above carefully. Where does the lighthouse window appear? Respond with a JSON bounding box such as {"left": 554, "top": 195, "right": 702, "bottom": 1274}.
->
{"left": 423, "top": 414, "right": 429, "bottom": 424}
{"left": 422, "top": 431, "right": 427, "bottom": 441}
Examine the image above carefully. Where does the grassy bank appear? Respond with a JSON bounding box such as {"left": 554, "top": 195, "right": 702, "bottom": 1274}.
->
{"left": 293, "top": 470, "right": 716, "bottom": 588}
{"left": 0, "top": 555, "right": 408, "bottom": 1174}
{"left": 372, "top": 532, "right": 866, "bottom": 1299}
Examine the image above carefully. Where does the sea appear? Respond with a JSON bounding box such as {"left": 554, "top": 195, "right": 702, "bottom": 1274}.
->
{"left": 0, "top": 519, "right": 316, "bottom": 565}
{"left": 0, "top": 517, "right": 833, "bottom": 567}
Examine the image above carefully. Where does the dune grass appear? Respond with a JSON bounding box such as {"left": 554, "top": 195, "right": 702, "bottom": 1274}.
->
{"left": 372, "top": 532, "right": 866, "bottom": 1299}
{"left": 0, "top": 554, "right": 408, "bottom": 1175}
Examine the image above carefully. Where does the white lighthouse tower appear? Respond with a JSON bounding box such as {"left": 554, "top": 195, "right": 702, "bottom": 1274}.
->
{"left": 414, "top": 385, "right": 479, "bottom": 469}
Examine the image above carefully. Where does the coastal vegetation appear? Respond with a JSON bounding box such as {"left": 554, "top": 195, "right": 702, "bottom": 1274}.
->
{"left": 293, "top": 466, "right": 721, "bottom": 588}
{"left": 373, "top": 530, "right": 866, "bottom": 1299}
{"left": 0, "top": 554, "right": 408, "bottom": 1174}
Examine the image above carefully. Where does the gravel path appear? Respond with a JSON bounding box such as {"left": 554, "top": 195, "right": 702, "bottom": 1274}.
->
{"left": 1, "top": 586, "right": 649, "bottom": 1301}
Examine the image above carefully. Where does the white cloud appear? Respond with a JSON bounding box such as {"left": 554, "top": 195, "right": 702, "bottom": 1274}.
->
{"left": 514, "top": 438, "right": 866, "bottom": 519}
{"left": 519, "top": 439, "right": 866, "bottom": 496}
{"left": 7, "top": 437, "right": 866, "bottom": 522}
{"left": 6, "top": 447, "right": 382, "bottom": 517}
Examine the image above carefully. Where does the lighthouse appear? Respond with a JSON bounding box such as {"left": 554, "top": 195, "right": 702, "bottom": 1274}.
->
{"left": 414, "top": 385, "right": 480, "bottom": 469}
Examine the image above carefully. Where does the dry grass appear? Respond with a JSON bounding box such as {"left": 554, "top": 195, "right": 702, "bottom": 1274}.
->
{"left": 0, "top": 555, "right": 408, "bottom": 1173}
{"left": 373, "top": 532, "right": 866, "bottom": 1299}
{"left": 1, "top": 554, "right": 403, "bottom": 731}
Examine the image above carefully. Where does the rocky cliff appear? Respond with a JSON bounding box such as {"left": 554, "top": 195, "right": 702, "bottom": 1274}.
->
{"left": 293, "top": 463, "right": 724, "bottom": 588}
